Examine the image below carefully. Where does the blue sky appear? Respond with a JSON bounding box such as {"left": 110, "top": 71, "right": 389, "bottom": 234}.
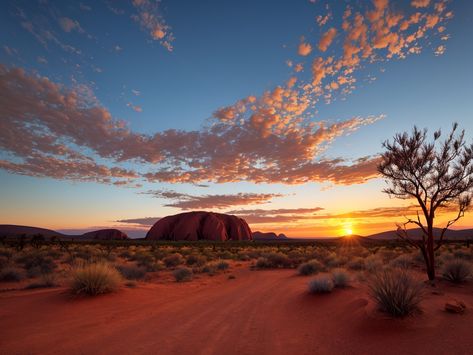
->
{"left": 1, "top": 0, "right": 472, "bottom": 237}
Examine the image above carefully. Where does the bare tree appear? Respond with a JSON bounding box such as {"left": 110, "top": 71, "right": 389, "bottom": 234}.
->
{"left": 378, "top": 123, "right": 473, "bottom": 280}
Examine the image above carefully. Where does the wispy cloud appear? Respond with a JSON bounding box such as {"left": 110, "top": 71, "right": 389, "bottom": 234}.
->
{"left": 131, "top": 0, "right": 174, "bottom": 51}
{"left": 141, "top": 190, "right": 283, "bottom": 210}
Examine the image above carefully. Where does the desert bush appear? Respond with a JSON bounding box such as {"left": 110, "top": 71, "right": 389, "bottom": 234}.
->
{"left": 173, "top": 267, "right": 193, "bottom": 282}
{"left": 364, "top": 255, "right": 384, "bottom": 272}
{"left": 0, "top": 266, "right": 24, "bottom": 282}
{"left": 70, "top": 263, "right": 122, "bottom": 295}
{"left": 264, "top": 252, "right": 291, "bottom": 268}
{"left": 216, "top": 261, "right": 230, "bottom": 270}
{"left": 164, "top": 253, "right": 184, "bottom": 268}
{"left": 308, "top": 276, "right": 334, "bottom": 294}
{"left": 202, "top": 263, "right": 217, "bottom": 275}
{"left": 298, "top": 260, "right": 324, "bottom": 276}
{"left": 16, "top": 252, "right": 56, "bottom": 275}
{"left": 390, "top": 254, "right": 412, "bottom": 269}
{"left": 442, "top": 259, "right": 472, "bottom": 283}
{"left": 453, "top": 249, "right": 472, "bottom": 261}
{"left": 116, "top": 264, "right": 147, "bottom": 280}
{"left": 25, "top": 273, "right": 57, "bottom": 289}
{"left": 186, "top": 254, "right": 207, "bottom": 267}
{"left": 346, "top": 257, "right": 365, "bottom": 270}
{"left": 332, "top": 269, "right": 350, "bottom": 288}
{"left": 369, "top": 269, "right": 423, "bottom": 317}
{"left": 255, "top": 257, "right": 271, "bottom": 268}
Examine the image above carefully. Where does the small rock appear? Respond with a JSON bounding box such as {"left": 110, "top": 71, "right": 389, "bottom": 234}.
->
{"left": 445, "top": 300, "right": 466, "bottom": 314}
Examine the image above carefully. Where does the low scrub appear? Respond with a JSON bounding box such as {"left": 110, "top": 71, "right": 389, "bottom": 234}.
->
{"left": 173, "top": 267, "right": 193, "bottom": 282}
{"left": 442, "top": 259, "right": 472, "bottom": 283}
{"left": 332, "top": 269, "right": 350, "bottom": 288}
{"left": 298, "top": 260, "right": 324, "bottom": 276}
{"left": 70, "top": 263, "right": 122, "bottom": 296}
{"left": 369, "top": 269, "right": 423, "bottom": 317}
{"left": 308, "top": 276, "right": 334, "bottom": 294}
{"left": 116, "top": 264, "right": 147, "bottom": 280}
{"left": 0, "top": 266, "right": 24, "bottom": 282}
{"left": 164, "top": 253, "right": 184, "bottom": 268}
{"left": 25, "top": 273, "right": 57, "bottom": 289}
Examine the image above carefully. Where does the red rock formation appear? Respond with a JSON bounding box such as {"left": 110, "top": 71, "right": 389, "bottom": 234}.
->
{"left": 145, "top": 211, "right": 252, "bottom": 241}
{"left": 81, "top": 229, "right": 128, "bottom": 240}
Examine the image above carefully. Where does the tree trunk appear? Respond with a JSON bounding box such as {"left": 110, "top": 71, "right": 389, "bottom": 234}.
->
{"left": 426, "top": 221, "right": 436, "bottom": 281}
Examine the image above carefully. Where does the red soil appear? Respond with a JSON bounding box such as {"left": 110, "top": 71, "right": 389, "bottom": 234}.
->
{"left": 1, "top": 268, "right": 473, "bottom": 355}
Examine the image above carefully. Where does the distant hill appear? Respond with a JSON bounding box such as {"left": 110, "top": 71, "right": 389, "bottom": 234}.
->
{"left": 252, "top": 231, "right": 289, "bottom": 241}
{"left": 0, "top": 225, "right": 128, "bottom": 240}
{"left": 366, "top": 228, "right": 473, "bottom": 240}
{"left": 0, "top": 225, "right": 66, "bottom": 239}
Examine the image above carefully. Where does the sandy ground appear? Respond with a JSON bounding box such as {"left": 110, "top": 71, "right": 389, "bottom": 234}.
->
{"left": 1, "top": 267, "right": 473, "bottom": 355}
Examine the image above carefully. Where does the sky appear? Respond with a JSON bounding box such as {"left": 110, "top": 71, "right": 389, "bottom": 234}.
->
{"left": 0, "top": 0, "right": 472, "bottom": 238}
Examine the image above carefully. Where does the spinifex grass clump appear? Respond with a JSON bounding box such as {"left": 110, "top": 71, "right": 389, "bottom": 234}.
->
{"left": 298, "top": 260, "right": 324, "bottom": 276}
{"left": 70, "top": 263, "right": 122, "bottom": 296}
{"left": 173, "top": 267, "right": 193, "bottom": 282}
{"left": 331, "top": 269, "right": 350, "bottom": 288}
{"left": 442, "top": 259, "right": 472, "bottom": 283}
{"left": 369, "top": 269, "right": 423, "bottom": 317}
{"left": 308, "top": 276, "right": 334, "bottom": 293}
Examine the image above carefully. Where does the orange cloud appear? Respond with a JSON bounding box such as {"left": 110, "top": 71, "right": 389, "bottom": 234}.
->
{"left": 131, "top": 0, "right": 174, "bottom": 51}
{"left": 318, "top": 28, "right": 337, "bottom": 52}
{"left": 298, "top": 42, "right": 312, "bottom": 56}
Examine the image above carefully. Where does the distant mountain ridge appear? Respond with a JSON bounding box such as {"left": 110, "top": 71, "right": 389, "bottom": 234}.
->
{"left": 0, "top": 225, "right": 128, "bottom": 240}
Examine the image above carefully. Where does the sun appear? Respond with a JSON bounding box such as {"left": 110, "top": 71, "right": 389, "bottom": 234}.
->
{"left": 344, "top": 227, "right": 353, "bottom": 236}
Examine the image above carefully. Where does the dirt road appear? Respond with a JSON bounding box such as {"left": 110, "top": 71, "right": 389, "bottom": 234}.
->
{"left": 1, "top": 268, "right": 473, "bottom": 354}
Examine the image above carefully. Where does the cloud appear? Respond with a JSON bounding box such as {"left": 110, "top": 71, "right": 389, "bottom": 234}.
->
{"left": 116, "top": 217, "right": 159, "bottom": 226}
{"left": 318, "top": 28, "right": 337, "bottom": 52}
{"left": 127, "top": 102, "right": 143, "bottom": 112}
{"left": 37, "top": 56, "right": 48, "bottom": 64}
{"left": 289, "top": 0, "right": 452, "bottom": 103}
{"left": 411, "top": 0, "right": 431, "bottom": 8}
{"left": 58, "top": 17, "right": 84, "bottom": 33}
{"left": 226, "top": 207, "right": 325, "bottom": 215}
{"left": 298, "top": 41, "right": 312, "bottom": 56}
{"left": 141, "top": 190, "right": 283, "bottom": 210}
{"left": 131, "top": 0, "right": 174, "bottom": 51}
{"left": 0, "top": 64, "right": 384, "bottom": 186}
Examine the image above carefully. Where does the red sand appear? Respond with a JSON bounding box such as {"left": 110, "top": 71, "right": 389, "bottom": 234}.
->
{"left": 1, "top": 268, "right": 473, "bottom": 355}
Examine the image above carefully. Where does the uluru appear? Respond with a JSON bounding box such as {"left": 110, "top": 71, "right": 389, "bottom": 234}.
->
{"left": 145, "top": 211, "right": 252, "bottom": 241}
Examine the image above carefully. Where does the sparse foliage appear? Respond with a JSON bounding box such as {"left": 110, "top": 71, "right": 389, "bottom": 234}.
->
{"left": 378, "top": 123, "right": 473, "bottom": 280}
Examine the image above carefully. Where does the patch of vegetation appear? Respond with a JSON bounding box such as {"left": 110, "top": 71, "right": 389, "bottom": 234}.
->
{"left": 332, "top": 269, "right": 350, "bottom": 288}
{"left": 442, "top": 259, "right": 472, "bottom": 283}
{"left": 173, "top": 267, "right": 193, "bottom": 282}
{"left": 0, "top": 266, "right": 24, "bottom": 282}
{"left": 298, "top": 260, "right": 324, "bottom": 276}
{"left": 369, "top": 269, "right": 423, "bottom": 317}
{"left": 308, "top": 276, "right": 334, "bottom": 294}
{"left": 70, "top": 263, "right": 122, "bottom": 296}
{"left": 116, "top": 264, "right": 147, "bottom": 280}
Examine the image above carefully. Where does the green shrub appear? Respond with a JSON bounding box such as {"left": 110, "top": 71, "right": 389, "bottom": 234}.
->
{"left": 173, "top": 267, "right": 193, "bottom": 282}
{"left": 298, "top": 260, "right": 324, "bottom": 276}
{"left": 369, "top": 269, "right": 423, "bottom": 317}
{"left": 308, "top": 276, "right": 334, "bottom": 293}
{"left": 70, "top": 263, "right": 122, "bottom": 295}
{"left": 442, "top": 259, "right": 472, "bottom": 283}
